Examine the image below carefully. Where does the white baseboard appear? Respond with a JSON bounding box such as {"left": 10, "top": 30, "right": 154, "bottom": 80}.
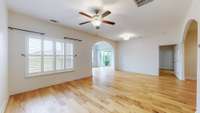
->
{"left": 175, "top": 73, "right": 184, "bottom": 80}
{"left": 0, "top": 96, "right": 9, "bottom": 113}
{"left": 10, "top": 75, "right": 92, "bottom": 95}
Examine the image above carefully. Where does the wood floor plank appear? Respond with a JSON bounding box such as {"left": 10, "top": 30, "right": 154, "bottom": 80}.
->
{"left": 5, "top": 68, "right": 196, "bottom": 113}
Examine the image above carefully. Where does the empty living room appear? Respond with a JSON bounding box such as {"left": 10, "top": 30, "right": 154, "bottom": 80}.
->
{"left": 1, "top": 0, "right": 200, "bottom": 113}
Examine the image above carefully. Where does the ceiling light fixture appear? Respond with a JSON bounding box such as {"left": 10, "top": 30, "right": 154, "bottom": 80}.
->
{"left": 91, "top": 20, "right": 102, "bottom": 27}
{"left": 120, "top": 33, "right": 137, "bottom": 41}
{"left": 123, "top": 36, "right": 131, "bottom": 41}
{"left": 91, "top": 15, "right": 102, "bottom": 28}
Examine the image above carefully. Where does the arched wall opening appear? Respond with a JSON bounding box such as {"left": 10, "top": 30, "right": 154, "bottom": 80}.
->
{"left": 183, "top": 20, "right": 198, "bottom": 80}
{"left": 92, "top": 41, "right": 115, "bottom": 69}
{"left": 182, "top": 19, "right": 198, "bottom": 110}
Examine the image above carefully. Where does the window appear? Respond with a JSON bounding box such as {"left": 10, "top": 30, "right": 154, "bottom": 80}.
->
{"left": 27, "top": 36, "right": 74, "bottom": 76}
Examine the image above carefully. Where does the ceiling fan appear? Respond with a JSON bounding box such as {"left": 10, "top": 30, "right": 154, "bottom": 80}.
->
{"left": 79, "top": 9, "right": 115, "bottom": 29}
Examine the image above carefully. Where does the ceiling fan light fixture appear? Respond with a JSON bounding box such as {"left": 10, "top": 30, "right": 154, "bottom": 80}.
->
{"left": 91, "top": 15, "right": 102, "bottom": 27}
{"left": 91, "top": 20, "right": 102, "bottom": 27}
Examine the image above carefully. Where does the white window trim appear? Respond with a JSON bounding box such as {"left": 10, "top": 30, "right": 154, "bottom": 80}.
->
{"left": 25, "top": 35, "right": 74, "bottom": 77}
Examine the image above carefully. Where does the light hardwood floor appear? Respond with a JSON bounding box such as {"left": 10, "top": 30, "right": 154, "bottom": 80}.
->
{"left": 5, "top": 68, "right": 196, "bottom": 113}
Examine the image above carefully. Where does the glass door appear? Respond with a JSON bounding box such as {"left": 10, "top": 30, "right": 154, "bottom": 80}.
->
{"left": 100, "top": 50, "right": 112, "bottom": 67}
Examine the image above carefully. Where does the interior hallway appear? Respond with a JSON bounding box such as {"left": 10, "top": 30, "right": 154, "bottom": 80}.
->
{"left": 5, "top": 68, "right": 196, "bottom": 113}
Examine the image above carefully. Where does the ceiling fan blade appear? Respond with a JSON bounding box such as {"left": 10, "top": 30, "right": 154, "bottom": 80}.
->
{"left": 79, "top": 12, "right": 92, "bottom": 18}
{"left": 102, "top": 10, "right": 111, "bottom": 18}
{"left": 79, "top": 21, "right": 91, "bottom": 25}
{"left": 103, "top": 20, "right": 115, "bottom": 25}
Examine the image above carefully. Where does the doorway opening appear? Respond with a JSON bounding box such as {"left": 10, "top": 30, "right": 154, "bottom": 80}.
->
{"left": 92, "top": 41, "right": 114, "bottom": 75}
{"left": 183, "top": 19, "right": 198, "bottom": 110}
{"left": 184, "top": 20, "right": 198, "bottom": 80}
{"left": 159, "top": 45, "right": 176, "bottom": 75}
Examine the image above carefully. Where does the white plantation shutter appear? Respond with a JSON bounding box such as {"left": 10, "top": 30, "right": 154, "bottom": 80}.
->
{"left": 65, "top": 42, "right": 74, "bottom": 69}
{"left": 27, "top": 36, "right": 74, "bottom": 76}
{"left": 28, "top": 38, "right": 42, "bottom": 74}
{"left": 56, "top": 42, "right": 65, "bottom": 70}
{"left": 43, "top": 40, "right": 54, "bottom": 72}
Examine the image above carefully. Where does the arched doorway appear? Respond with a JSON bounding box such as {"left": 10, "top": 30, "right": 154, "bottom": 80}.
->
{"left": 92, "top": 41, "right": 115, "bottom": 74}
{"left": 183, "top": 20, "right": 198, "bottom": 111}
{"left": 184, "top": 20, "right": 198, "bottom": 80}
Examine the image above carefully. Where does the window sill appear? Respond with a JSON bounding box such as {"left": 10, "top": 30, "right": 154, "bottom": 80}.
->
{"left": 25, "top": 69, "right": 74, "bottom": 78}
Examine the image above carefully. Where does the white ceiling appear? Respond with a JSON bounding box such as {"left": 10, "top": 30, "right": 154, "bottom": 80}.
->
{"left": 7, "top": 0, "right": 192, "bottom": 41}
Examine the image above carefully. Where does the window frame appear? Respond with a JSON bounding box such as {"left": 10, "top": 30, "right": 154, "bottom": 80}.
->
{"left": 25, "top": 35, "right": 74, "bottom": 77}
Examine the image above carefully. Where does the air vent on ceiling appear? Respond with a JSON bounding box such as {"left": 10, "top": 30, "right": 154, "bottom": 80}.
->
{"left": 134, "top": 0, "right": 154, "bottom": 7}
{"left": 49, "top": 19, "right": 59, "bottom": 23}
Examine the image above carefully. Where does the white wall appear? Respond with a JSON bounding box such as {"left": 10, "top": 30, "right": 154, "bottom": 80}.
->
{"left": 0, "top": 0, "right": 8, "bottom": 113}
{"left": 8, "top": 11, "right": 117, "bottom": 95}
{"left": 159, "top": 46, "right": 175, "bottom": 70}
{"left": 118, "top": 29, "right": 181, "bottom": 76}
{"left": 174, "top": 45, "right": 180, "bottom": 77}
{"left": 118, "top": 37, "right": 159, "bottom": 75}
